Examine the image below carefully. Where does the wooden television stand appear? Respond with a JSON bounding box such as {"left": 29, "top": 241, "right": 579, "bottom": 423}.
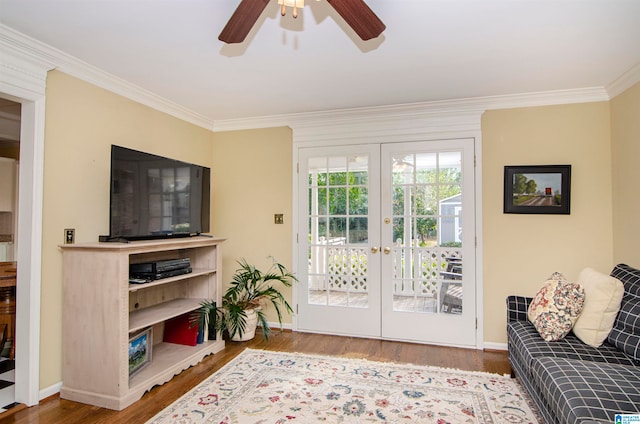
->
{"left": 60, "top": 236, "right": 225, "bottom": 410}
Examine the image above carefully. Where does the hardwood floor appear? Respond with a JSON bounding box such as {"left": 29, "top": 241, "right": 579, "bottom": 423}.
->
{"left": 0, "top": 331, "right": 510, "bottom": 424}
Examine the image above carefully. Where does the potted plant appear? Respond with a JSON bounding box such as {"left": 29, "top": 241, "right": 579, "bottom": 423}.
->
{"left": 194, "top": 257, "right": 297, "bottom": 341}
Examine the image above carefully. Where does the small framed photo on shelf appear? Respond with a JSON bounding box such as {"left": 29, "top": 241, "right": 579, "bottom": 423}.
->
{"left": 504, "top": 165, "right": 571, "bottom": 214}
{"left": 129, "top": 327, "right": 152, "bottom": 379}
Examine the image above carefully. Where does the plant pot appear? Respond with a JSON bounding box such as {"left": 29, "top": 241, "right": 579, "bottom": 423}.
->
{"left": 231, "top": 308, "right": 258, "bottom": 342}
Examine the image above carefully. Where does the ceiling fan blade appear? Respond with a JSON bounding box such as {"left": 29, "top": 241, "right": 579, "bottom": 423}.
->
{"left": 218, "top": 0, "right": 270, "bottom": 44}
{"left": 326, "top": 0, "right": 386, "bottom": 41}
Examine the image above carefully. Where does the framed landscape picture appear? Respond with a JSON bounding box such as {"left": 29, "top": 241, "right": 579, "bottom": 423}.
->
{"left": 129, "top": 327, "right": 152, "bottom": 379}
{"left": 504, "top": 165, "right": 571, "bottom": 214}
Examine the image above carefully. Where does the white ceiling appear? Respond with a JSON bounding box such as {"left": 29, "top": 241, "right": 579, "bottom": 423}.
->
{"left": 1, "top": 0, "right": 639, "bottom": 123}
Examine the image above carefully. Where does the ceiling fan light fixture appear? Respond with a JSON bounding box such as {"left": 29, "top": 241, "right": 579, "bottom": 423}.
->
{"left": 218, "top": 0, "right": 384, "bottom": 44}
{"left": 278, "top": 0, "right": 305, "bottom": 18}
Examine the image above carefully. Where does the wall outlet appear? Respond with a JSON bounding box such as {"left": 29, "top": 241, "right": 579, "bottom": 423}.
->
{"left": 274, "top": 214, "right": 284, "bottom": 225}
{"left": 64, "top": 228, "right": 75, "bottom": 244}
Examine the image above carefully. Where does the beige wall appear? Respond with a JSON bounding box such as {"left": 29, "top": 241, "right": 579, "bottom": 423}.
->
{"left": 211, "top": 127, "right": 294, "bottom": 325}
{"left": 41, "top": 71, "right": 214, "bottom": 388}
{"left": 611, "top": 82, "right": 640, "bottom": 266}
{"left": 481, "top": 102, "right": 614, "bottom": 344}
{"left": 36, "top": 69, "right": 637, "bottom": 392}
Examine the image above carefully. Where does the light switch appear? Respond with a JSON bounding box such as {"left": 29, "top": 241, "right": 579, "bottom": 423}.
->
{"left": 64, "top": 228, "right": 75, "bottom": 244}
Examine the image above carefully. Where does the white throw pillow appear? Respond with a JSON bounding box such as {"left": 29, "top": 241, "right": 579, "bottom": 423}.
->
{"left": 572, "top": 267, "right": 624, "bottom": 347}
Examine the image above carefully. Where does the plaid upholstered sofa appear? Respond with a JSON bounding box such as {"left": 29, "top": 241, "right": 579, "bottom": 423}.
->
{"left": 507, "top": 263, "right": 640, "bottom": 424}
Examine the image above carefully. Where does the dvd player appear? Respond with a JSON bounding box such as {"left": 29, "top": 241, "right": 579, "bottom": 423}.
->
{"left": 130, "top": 267, "right": 192, "bottom": 281}
{"left": 130, "top": 258, "right": 191, "bottom": 274}
{"left": 129, "top": 258, "right": 192, "bottom": 281}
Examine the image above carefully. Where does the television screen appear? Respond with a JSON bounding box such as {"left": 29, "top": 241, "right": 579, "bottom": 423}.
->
{"left": 109, "top": 145, "right": 210, "bottom": 241}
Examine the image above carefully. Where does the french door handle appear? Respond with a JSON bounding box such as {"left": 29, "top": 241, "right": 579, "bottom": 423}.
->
{"left": 371, "top": 246, "right": 380, "bottom": 254}
{"left": 383, "top": 247, "right": 391, "bottom": 255}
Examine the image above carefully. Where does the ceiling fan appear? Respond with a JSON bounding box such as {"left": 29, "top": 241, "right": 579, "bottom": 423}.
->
{"left": 218, "top": 0, "right": 386, "bottom": 44}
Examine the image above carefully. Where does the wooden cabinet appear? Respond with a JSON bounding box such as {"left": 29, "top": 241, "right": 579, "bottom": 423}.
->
{"left": 0, "top": 158, "right": 16, "bottom": 213}
{"left": 59, "top": 236, "right": 225, "bottom": 410}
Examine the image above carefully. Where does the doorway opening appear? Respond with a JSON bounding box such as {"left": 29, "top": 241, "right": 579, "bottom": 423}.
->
{"left": 0, "top": 97, "right": 20, "bottom": 411}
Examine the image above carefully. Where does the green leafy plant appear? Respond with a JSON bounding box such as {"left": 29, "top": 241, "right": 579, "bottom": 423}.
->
{"left": 194, "top": 257, "right": 297, "bottom": 341}
{"left": 190, "top": 298, "right": 218, "bottom": 340}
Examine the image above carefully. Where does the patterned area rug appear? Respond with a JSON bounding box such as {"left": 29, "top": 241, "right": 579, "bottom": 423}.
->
{"left": 147, "top": 349, "right": 539, "bottom": 423}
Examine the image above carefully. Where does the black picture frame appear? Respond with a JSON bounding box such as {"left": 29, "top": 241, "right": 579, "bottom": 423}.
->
{"left": 503, "top": 165, "right": 571, "bottom": 214}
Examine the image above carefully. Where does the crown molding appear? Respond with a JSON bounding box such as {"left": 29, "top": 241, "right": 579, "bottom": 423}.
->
{"left": 211, "top": 87, "right": 609, "bottom": 133}
{"left": 0, "top": 27, "right": 52, "bottom": 99}
{"left": 606, "top": 62, "right": 640, "bottom": 99}
{"left": 0, "top": 24, "right": 215, "bottom": 130}
{"left": 474, "top": 87, "right": 609, "bottom": 111}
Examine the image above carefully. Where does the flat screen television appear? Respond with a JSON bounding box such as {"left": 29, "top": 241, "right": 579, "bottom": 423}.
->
{"left": 107, "top": 145, "right": 210, "bottom": 242}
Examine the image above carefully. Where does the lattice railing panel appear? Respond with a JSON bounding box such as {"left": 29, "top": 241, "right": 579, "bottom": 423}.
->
{"left": 308, "top": 246, "right": 369, "bottom": 293}
{"left": 391, "top": 246, "right": 462, "bottom": 297}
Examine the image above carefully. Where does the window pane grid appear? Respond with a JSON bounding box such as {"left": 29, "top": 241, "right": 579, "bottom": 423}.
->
{"left": 391, "top": 151, "right": 463, "bottom": 314}
{"left": 307, "top": 154, "right": 370, "bottom": 309}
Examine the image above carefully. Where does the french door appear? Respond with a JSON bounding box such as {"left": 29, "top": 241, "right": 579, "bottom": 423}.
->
{"left": 297, "top": 139, "right": 476, "bottom": 346}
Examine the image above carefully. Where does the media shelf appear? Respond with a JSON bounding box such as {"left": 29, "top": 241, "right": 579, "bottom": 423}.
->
{"left": 129, "top": 297, "right": 204, "bottom": 332}
{"left": 59, "top": 236, "right": 226, "bottom": 410}
{"left": 128, "top": 268, "right": 214, "bottom": 291}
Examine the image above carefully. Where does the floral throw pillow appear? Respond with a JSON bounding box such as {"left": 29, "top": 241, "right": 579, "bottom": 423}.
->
{"left": 527, "top": 272, "right": 585, "bottom": 341}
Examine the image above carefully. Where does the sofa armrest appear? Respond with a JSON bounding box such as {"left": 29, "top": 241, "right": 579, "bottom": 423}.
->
{"left": 506, "top": 296, "right": 533, "bottom": 323}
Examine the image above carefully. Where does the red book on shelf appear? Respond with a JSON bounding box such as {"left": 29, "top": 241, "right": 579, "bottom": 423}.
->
{"left": 163, "top": 313, "right": 199, "bottom": 346}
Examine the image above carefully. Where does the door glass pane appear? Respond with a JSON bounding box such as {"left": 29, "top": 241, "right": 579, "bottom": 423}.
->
{"left": 390, "top": 151, "right": 463, "bottom": 315}
{"left": 328, "top": 217, "right": 346, "bottom": 239}
{"left": 348, "top": 217, "right": 368, "bottom": 244}
{"left": 328, "top": 187, "right": 346, "bottom": 215}
{"left": 348, "top": 187, "right": 368, "bottom": 215}
{"left": 415, "top": 153, "right": 437, "bottom": 184}
{"left": 317, "top": 188, "right": 327, "bottom": 215}
{"left": 307, "top": 154, "right": 370, "bottom": 308}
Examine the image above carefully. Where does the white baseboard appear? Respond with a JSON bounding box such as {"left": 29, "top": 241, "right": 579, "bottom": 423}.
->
{"left": 483, "top": 342, "right": 508, "bottom": 351}
{"left": 40, "top": 382, "right": 62, "bottom": 402}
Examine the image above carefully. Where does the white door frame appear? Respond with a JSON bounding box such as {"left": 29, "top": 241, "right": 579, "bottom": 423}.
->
{"left": 1, "top": 38, "right": 50, "bottom": 405}
{"left": 291, "top": 109, "right": 484, "bottom": 348}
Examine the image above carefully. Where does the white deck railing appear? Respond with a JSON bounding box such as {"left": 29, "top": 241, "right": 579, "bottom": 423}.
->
{"left": 309, "top": 237, "right": 462, "bottom": 297}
